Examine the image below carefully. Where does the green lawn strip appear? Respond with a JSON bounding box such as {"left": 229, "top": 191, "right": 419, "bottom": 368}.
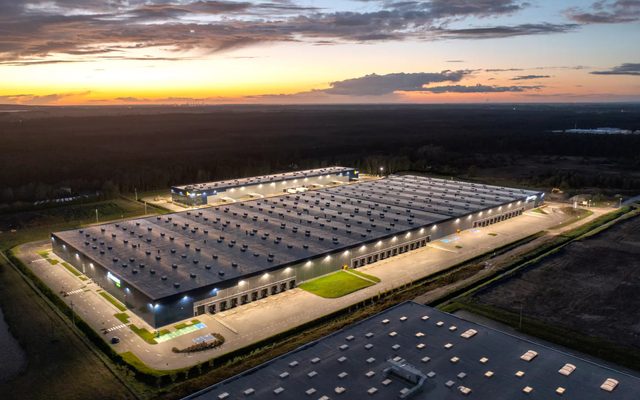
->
{"left": 37, "top": 250, "right": 50, "bottom": 258}
{"left": 531, "top": 207, "right": 548, "bottom": 214}
{"left": 46, "top": 258, "right": 59, "bottom": 265}
{"left": 119, "top": 352, "right": 180, "bottom": 377}
{"left": 174, "top": 319, "right": 201, "bottom": 330}
{"left": 299, "top": 270, "right": 376, "bottom": 298}
{"left": 158, "top": 329, "right": 170, "bottom": 336}
{"left": 114, "top": 312, "right": 130, "bottom": 324}
{"left": 60, "top": 261, "right": 81, "bottom": 276}
{"left": 79, "top": 276, "right": 88, "bottom": 281}
{"left": 487, "top": 233, "right": 498, "bottom": 236}
{"left": 349, "top": 269, "right": 381, "bottom": 283}
{"left": 99, "top": 291, "right": 127, "bottom": 312}
{"left": 129, "top": 324, "right": 158, "bottom": 345}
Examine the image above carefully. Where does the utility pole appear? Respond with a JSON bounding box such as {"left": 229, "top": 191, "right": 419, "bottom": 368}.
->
{"left": 95, "top": 208, "right": 99, "bottom": 223}
{"left": 144, "top": 201, "right": 147, "bottom": 215}
{"left": 134, "top": 187, "right": 138, "bottom": 201}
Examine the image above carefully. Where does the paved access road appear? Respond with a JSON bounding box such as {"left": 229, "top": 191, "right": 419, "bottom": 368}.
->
{"left": 16, "top": 202, "right": 595, "bottom": 371}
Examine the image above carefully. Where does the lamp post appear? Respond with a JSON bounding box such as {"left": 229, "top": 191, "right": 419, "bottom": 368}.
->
{"left": 379, "top": 166, "right": 384, "bottom": 177}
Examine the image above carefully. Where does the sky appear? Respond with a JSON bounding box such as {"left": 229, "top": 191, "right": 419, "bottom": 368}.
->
{"left": 0, "top": 0, "right": 639, "bottom": 105}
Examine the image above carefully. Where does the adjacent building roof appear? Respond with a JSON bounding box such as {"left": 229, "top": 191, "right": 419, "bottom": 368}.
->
{"left": 186, "top": 302, "right": 640, "bottom": 400}
{"left": 172, "top": 166, "right": 355, "bottom": 193}
{"left": 53, "top": 175, "right": 540, "bottom": 300}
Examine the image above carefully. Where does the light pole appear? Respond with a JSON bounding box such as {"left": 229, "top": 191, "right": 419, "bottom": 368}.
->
{"left": 379, "top": 166, "right": 384, "bottom": 177}
{"left": 134, "top": 187, "right": 138, "bottom": 201}
{"left": 95, "top": 208, "right": 99, "bottom": 223}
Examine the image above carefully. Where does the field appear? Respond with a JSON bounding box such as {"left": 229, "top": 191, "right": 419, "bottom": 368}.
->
{"left": 463, "top": 212, "right": 640, "bottom": 368}
{"left": 0, "top": 198, "right": 152, "bottom": 251}
{"left": 0, "top": 255, "right": 135, "bottom": 400}
{"left": 299, "top": 270, "right": 380, "bottom": 298}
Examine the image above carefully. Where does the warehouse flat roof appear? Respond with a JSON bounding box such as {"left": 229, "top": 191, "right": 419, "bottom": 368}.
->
{"left": 186, "top": 302, "right": 640, "bottom": 400}
{"left": 172, "top": 166, "right": 355, "bottom": 193}
{"left": 53, "top": 175, "right": 540, "bottom": 300}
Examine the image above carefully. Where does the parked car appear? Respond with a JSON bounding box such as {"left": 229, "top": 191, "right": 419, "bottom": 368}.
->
{"left": 111, "top": 337, "right": 120, "bottom": 344}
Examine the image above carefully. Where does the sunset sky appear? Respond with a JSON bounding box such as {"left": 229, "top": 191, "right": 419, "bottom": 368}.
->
{"left": 1, "top": 0, "right": 639, "bottom": 105}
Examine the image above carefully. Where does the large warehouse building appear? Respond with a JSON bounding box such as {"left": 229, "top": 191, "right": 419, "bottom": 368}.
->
{"left": 186, "top": 302, "right": 640, "bottom": 400}
{"left": 171, "top": 166, "right": 359, "bottom": 206}
{"left": 52, "top": 174, "right": 543, "bottom": 328}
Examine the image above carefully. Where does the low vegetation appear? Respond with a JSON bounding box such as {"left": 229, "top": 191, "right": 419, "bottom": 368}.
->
{"left": 299, "top": 270, "right": 379, "bottom": 298}
{"left": 174, "top": 319, "right": 201, "bottom": 330}
{"left": 114, "top": 312, "right": 130, "bottom": 324}
{"left": 129, "top": 324, "right": 158, "bottom": 345}
{"left": 61, "top": 261, "right": 82, "bottom": 277}
{"left": 99, "top": 291, "right": 127, "bottom": 312}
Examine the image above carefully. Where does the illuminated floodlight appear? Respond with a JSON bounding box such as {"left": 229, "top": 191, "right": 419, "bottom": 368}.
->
{"left": 324, "top": 255, "right": 332, "bottom": 261}
{"left": 455, "top": 218, "right": 460, "bottom": 223}
{"left": 343, "top": 250, "right": 350, "bottom": 256}
{"left": 238, "top": 280, "right": 246, "bottom": 286}
{"left": 305, "top": 260, "right": 312, "bottom": 267}
{"left": 360, "top": 245, "right": 367, "bottom": 251}
{"left": 419, "top": 228, "right": 425, "bottom": 234}
{"left": 432, "top": 225, "right": 437, "bottom": 230}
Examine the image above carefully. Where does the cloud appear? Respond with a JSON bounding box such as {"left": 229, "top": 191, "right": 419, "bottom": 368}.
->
{"left": 566, "top": 1, "right": 640, "bottom": 24}
{"left": 0, "top": 0, "right": 573, "bottom": 65}
{"left": 0, "top": 91, "right": 91, "bottom": 105}
{"left": 511, "top": 74, "right": 551, "bottom": 80}
{"left": 420, "top": 84, "right": 543, "bottom": 93}
{"left": 591, "top": 63, "right": 640, "bottom": 76}
{"left": 435, "top": 23, "right": 579, "bottom": 39}
{"left": 319, "top": 71, "right": 470, "bottom": 96}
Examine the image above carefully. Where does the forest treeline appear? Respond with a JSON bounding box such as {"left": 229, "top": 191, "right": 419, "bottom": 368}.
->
{"left": 0, "top": 104, "right": 639, "bottom": 209}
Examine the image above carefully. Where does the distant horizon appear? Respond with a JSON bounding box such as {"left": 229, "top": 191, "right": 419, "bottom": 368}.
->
{"left": 1, "top": 1, "right": 639, "bottom": 105}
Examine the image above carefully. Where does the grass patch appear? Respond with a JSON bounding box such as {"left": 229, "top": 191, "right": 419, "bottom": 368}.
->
{"left": 114, "top": 312, "right": 130, "bottom": 324}
{"left": 455, "top": 245, "right": 463, "bottom": 249}
{"left": 99, "top": 291, "right": 127, "bottom": 312}
{"left": 0, "top": 198, "right": 156, "bottom": 251}
{"left": 158, "top": 329, "right": 170, "bottom": 336}
{"left": 37, "top": 250, "right": 50, "bottom": 258}
{"left": 349, "top": 269, "right": 381, "bottom": 283}
{"left": 488, "top": 233, "right": 498, "bottom": 236}
{"left": 553, "top": 207, "right": 593, "bottom": 229}
{"left": 129, "top": 324, "right": 158, "bottom": 345}
{"left": 120, "top": 351, "right": 177, "bottom": 377}
{"left": 299, "top": 270, "right": 377, "bottom": 298}
{"left": 532, "top": 207, "right": 548, "bottom": 214}
{"left": 174, "top": 319, "right": 201, "bottom": 330}
{"left": 61, "top": 261, "right": 82, "bottom": 277}
{"left": 79, "top": 276, "right": 88, "bottom": 281}
{"left": 46, "top": 258, "right": 59, "bottom": 265}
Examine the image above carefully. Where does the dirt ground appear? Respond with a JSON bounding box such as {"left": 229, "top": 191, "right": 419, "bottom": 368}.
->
{"left": 473, "top": 213, "right": 640, "bottom": 348}
{"left": 0, "top": 258, "right": 136, "bottom": 400}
